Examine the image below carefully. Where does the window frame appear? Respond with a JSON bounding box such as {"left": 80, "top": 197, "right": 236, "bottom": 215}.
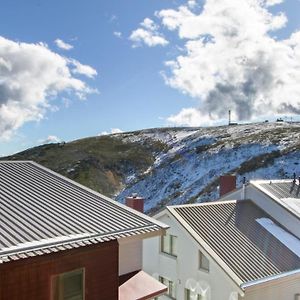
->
{"left": 159, "top": 275, "right": 176, "bottom": 299}
{"left": 184, "top": 288, "right": 202, "bottom": 300}
{"left": 160, "top": 233, "right": 178, "bottom": 257}
{"left": 51, "top": 268, "right": 85, "bottom": 300}
{"left": 199, "top": 250, "right": 210, "bottom": 272}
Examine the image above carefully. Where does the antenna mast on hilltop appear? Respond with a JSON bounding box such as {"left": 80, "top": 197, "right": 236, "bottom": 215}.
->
{"left": 228, "top": 110, "right": 231, "bottom": 126}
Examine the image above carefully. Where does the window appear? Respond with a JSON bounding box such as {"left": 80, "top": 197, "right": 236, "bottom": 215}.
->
{"left": 185, "top": 288, "right": 203, "bottom": 300}
{"left": 159, "top": 276, "right": 176, "bottom": 299}
{"left": 199, "top": 251, "right": 209, "bottom": 272}
{"left": 161, "top": 234, "right": 177, "bottom": 257}
{"left": 52, "top": 268, "right": 84, "bottom": 300}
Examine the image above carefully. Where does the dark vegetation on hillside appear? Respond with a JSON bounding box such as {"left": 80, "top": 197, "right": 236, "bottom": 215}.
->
{"left": 1, "top": 135, "right": 165, "bottom": 197}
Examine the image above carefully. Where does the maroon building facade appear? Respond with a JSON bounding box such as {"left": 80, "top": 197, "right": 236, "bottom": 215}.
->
{"left": 0, "top": 241, "right": 118, "bottom": 300}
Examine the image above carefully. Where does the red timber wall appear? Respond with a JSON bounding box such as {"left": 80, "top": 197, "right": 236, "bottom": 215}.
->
{"left": 0, "top": 240, "right": 118, "bottom": 300}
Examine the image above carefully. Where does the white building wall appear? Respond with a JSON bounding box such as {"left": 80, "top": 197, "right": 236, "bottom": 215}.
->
{"left": 143, "top": 212, "right": 242, "bottom": 300}
{"left": 221, "top": 185, "right": 300, "bottom": 238}
{"left": 119, "top": 239, "right": 142, "bottom": 276}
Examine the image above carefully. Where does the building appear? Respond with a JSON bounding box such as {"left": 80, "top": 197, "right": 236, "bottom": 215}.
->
{"left": 143, "top": 176, "right": 300, "bottom": 300}
{"left": 0, "top": 161, "right": 168, "bottom": 300}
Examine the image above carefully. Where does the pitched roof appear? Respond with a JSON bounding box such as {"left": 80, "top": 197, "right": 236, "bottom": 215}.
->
{"left": 251, "top": 180, "right": 300, "bottom": 219}
{"left": 168, "top": 200, "right": 300, "bottom": 284}
{"left": 119, "top": 271, "right": 167, "bottom": 300}
{"left": 0, "top": 161, "right": 167, "bottom": 263}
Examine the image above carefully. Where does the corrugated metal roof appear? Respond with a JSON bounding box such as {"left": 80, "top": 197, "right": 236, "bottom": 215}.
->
{"left": 169, "top": 200, "right": 300, "bottom": 284}
{"left": 259, "top": 181, "right": 300, "bottom": 200}
{"left": 0, "top": 161, "right": 165, "bottom": 262}
{"left": 253, "top": 180, "right": 300, "bottom": 219}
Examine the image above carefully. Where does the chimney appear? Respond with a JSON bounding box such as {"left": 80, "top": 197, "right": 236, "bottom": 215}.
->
{"left": 125, "top": 193, "right": 144, "bottom": 213}
{"left": 220, "top": 175, "right": 236, "bottom": 197}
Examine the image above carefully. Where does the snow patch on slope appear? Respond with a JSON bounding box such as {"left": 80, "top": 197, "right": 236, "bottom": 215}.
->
{"left": 117, "top": 122, "right": 300, "bottom": 213}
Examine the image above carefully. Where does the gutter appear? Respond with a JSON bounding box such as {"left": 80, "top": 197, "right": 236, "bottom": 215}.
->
{"left": 0, "top": 225, "right": 162, "bottom": 262}
{"left": 241, "top": 269, "right": 300, "bottom": 291}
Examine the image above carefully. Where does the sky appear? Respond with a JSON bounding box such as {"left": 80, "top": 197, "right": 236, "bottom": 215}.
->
{"left": 0, "top": 0, "right": 300, "bottom": 155}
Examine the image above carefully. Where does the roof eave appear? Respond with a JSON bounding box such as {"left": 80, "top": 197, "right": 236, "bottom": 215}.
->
{"left": 241, "top": 268, "right": 300, "bottom": 292}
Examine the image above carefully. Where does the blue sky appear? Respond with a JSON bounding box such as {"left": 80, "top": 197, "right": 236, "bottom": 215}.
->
{"left": 0, "top": 0, "right": 300, "bottom": 155}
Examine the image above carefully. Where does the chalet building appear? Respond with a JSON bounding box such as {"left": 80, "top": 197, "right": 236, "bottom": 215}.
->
{"left": 143, "top": 176, "right": 300, "bottom": 300}
{"left": 0, "top": 161, "right": 168, "bottom": 300}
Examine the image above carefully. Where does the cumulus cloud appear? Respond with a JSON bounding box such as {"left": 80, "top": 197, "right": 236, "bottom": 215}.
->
{"left": 130, "top": 18, "right": 168, "bottom": 47}
{"left": 148, "top": 0, "right": 300, "bottom": 125}
{"left": 98, "top": 128, "right": 123, "bottom": 136}
{"left": 69, "top": 59, "right": 98, "bottom": 78}
{"left": 54, "top": 38, "right": 73, "bottom": 50}
{"left": 40, "top": 135, "right": 61, "bottom": 144}
{"left": 0, "top": 36, "right": 97, "bottom": 139}
{"left": 167, "top": 107, "right": 225, "bottom": 126}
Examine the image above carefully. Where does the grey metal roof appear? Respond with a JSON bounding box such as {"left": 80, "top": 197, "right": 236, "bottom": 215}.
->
{"left": 0, "top": 161, "right": 166, "bottom": 263}
{"left": 259, "top": 181, "right": 300, "bottom": 200}
{"left": 169, "top": 200, "right": 300, "bottom": 284}
{"left": 253, "top": 180, "right": 300, "bottom": 219}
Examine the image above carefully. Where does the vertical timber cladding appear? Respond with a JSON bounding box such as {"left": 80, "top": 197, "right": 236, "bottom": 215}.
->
{"left": 0, "top": 240, "right": 119, "bottom": 300}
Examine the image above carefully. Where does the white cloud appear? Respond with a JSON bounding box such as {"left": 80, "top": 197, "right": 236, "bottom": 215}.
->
{"left": 141, "top": 18, "right": 158, "bottom": 31}
{"left": 54, "top": 38, "right": 73, "bottom": 50}
{"left": 98, "top": 128, "right": 123, "bottom": 136}
{"left": 40, "top": 135, "right": 61, "bottom": 144}
{"left": 187, "top": 0, "right": 197, "bottom": 9}
{"left": 130, "top": 18, "right": 169, "bottom": 47}
{"left": 69, "top": 59, "right": 98, "bottom": 78}
{"left": 113, "top": 31, "right": 122, "bottom": 38}
{"left": 147, "top": 0, "right": 300, "bottom": 126}
{"left": 167, "top": 107, "right": 225, "bottom": 126}
{"left": 265, "top": 0, "right": 284, "bottom": 7}
{"left": 0, "top": 36, "right": 97, "bottom": 139}
{"left": 111, "top": 128, "right": 123, "bottom": 134}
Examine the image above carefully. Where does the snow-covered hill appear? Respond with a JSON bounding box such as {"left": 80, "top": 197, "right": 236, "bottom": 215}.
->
{"left": 116, "top": 122, "right": 300, "bottom": 213}
{"left": 4, "top": 122, "right": 300, "bottom": 214}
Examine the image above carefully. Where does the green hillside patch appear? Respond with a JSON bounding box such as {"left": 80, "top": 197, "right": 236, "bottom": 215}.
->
{"left": 1, "top": 135, "right": 163, "bottom": 197}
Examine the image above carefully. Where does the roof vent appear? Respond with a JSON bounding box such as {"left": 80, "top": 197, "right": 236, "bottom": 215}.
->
{"left": 293, "top": 173, "right": 296, "bottom": 184}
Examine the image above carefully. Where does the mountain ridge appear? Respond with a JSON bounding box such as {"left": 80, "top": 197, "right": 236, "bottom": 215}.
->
{"left": 3, "top": 122, "right": 300, "bottom": 214}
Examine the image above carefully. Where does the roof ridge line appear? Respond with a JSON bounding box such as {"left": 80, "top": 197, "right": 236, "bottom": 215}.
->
{"left": 167, "top": 199, "right": 238, "bottom": 209}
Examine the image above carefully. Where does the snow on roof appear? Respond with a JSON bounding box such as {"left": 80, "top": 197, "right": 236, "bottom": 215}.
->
{"left": 252, "top": 180, "right": 300, "bottom": 219}
{"left": 256, "top": 218, "right": 300, "bottom": 258}
{"left": 281, "top": 198, "right": 300, "bottom": 216}
{"left": 0, "top": 233, "right": 94, "bottom": 256}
